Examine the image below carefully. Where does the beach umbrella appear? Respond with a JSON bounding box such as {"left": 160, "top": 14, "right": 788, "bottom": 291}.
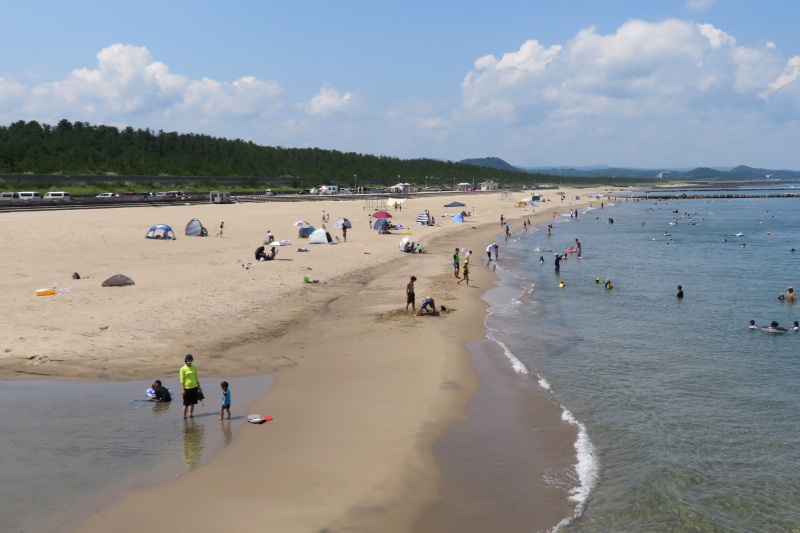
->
{"left": 415, "top": 213, "right": 429, "bottom": 225}
{"left": 373, "top": 211, "right": 392, "bottom": 219}
{"left": 333, "top": 217, "right": 352, "bottom": 229}
{"left": 398, "top": 236, "right": 411, "bottom": 249}
{"left": 293, "top": 220, "right": 310, "bottom": 227}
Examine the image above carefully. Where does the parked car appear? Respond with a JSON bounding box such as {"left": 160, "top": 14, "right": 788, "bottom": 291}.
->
{"left": 44, "top": 191, "right": 70, "bottom": 199}
{"left": 96, "top": 192, "right": 119, "bottom": 198}
{"left": 298, "top": 189, "right": 312, "bottom": 195}
{"left": 265, "top": 189, "right": 276, "bottom": 196}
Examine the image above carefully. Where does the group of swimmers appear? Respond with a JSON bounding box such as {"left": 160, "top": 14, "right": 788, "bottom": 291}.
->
{"left": 776, "top": 286, "right": 795, "bottom": 301}
{"left": 749, "top": 320, "right": 800, "bottom": 333}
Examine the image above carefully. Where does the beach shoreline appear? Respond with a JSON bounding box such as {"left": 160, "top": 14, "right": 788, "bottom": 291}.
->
{"left": 0, "top": 189, "right": 608, "bottom": 531}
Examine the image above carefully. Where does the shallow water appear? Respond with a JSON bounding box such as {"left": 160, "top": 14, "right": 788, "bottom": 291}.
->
{"left": 1, "top": 375, "right": 272, "bottom": 532}
{"left": 482, "top": 193, "right": 800, "bottom": 531}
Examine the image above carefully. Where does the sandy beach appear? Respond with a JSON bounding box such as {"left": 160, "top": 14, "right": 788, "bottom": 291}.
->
{"left": 0, "top": 188, "right": 608, "bottom": 532}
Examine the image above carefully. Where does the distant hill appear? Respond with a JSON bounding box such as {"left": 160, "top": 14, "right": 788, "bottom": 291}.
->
{"left": 462, "top": 156, "right": 800, "bottom": 182}
{"left": 458, "top": 157, "right": 522, "bottom": 172}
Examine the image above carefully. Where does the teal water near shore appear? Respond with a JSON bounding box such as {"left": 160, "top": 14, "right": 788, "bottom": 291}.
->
{"left": 1, "top": 375, "right": 271, "bottom": 532}
{"left": 485, "top": 191, "right": 800, "bottom": 531}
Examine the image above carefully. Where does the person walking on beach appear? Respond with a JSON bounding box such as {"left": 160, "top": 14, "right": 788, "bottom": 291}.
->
{"left": 505, "top": 223, "right": 510, "bottom": 238}
{"left": 453, "top": 248, "right": 461, "bottom": 279}
{"left": 219, "top": 381, "right": 231, "bottom": 420}
{"left": 458, "top": 261, "right": 470, "bottom": 285}
{"left": 179, "top": 354, "right": 202, "bottom": 419}
{"left": 322, "top": 210, "right": 326, "bottom": 223}
{"left": 406, "top": 276, "right": 417, "bottom": 311}
{"left": 500, "top": 214, "right": 505, "bottom": 227}
{"left": 216, "top": 221, "right": 224, "bottom": 237}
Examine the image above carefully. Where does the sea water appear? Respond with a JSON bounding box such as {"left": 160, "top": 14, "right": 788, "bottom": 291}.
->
{"left": 0, "top": 375, "right": 272, "bottom": 532}
{"left": 484, "top": 192, "right": 800, "bottom": 532}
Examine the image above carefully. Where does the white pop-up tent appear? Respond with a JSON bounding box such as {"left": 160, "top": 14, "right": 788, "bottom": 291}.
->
{"left": 308, "top": 227, "right": 332, "bottom": 244}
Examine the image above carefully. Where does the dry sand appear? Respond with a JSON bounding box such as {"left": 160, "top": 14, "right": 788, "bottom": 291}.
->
{"left": 0, "top": 188, "right": 610, "bottom": 531}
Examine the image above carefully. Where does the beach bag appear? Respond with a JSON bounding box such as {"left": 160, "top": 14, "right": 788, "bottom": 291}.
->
{"left": 197, "top": 389, "right": 205, "bottom": 403}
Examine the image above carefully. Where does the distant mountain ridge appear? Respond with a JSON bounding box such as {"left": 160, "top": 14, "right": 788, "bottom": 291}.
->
{"left": 458, "top": 157, "right": 800, "bottom": 181}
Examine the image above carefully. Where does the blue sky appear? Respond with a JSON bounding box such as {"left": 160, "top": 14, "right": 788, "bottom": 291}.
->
{"left": 2, "top": 0, "right": 800, "bottom": 169}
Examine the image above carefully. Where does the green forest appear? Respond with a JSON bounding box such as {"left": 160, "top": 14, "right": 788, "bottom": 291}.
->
{"left": 0, "top": 119, "right": 543, "bottom": 188}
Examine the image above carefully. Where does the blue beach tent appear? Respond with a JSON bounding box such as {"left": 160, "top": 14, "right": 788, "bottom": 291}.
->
{"left": 145, "top": 224, "right": 176, "bottom": 240}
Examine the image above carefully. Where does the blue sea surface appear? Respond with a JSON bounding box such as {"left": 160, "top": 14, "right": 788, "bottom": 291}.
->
{"left": 484, "top": 192, "right": 800, "bottom": 532}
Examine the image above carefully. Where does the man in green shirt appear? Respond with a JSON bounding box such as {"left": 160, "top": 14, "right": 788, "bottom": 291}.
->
{"left": 179, "top": 354, "right": 202, "bottom": 419}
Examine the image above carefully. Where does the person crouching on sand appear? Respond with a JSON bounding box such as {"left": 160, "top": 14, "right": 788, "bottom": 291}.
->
{"left": 415, "top": 297, "right": 437, "bottom": 316}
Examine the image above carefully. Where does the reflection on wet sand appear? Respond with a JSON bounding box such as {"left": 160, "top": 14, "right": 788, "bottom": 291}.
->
{"left": 220, "top": 418, "right": 232, "bottom": 446}
{"left": 183, "top": 418, "right": 205, "bottom": 470}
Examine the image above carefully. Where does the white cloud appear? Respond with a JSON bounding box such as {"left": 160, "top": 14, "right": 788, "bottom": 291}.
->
{"left": 458, "top": 18, "right": 800, "bottom": 165}
{"left": 10, "top": 44, "right": 283, "bottom": 133}
{"left": 300, "top": 83, "right": 353, "bottom": 117}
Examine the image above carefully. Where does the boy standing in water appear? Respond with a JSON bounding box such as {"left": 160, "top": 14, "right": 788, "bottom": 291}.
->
{"left": 219, "top": 381, "right": 231, "bottom": 420}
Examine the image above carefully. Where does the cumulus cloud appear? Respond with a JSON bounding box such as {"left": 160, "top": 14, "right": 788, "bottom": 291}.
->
{"left": 459, "top": 18, "right": 800, "bottom": 165}
{"left": 8, "top": 44, "right": 283, "bottom": 133}
{"left": 300, "top": 83, "right": 353, "bottom": 117}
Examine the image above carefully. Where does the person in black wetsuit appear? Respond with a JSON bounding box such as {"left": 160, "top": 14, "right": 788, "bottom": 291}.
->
{"left": 151, "top": 380, "right": 172, "bottom": 402}
{"left": 554, "top": 253, "right": 561, "bottom": 272}
{"left": 677, "top": 285, "right": 684, "bottom": 299}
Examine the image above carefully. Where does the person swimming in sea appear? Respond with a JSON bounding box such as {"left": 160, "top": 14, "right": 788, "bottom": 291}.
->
{"left": 764, "top": 320, "right": 788, "bottom": 333}
{"left": 748, "top": 320, "right": 757, "bottom": 330}
{"left": 793, "top": 320, "right": 800, "bottom": 331}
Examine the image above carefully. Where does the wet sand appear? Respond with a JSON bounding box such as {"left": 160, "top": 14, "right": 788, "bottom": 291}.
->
{"left": 0, "top": 189, "right": 610, "bottom": 531}
{"left": 414, "top": 339, "right": 578, "bottom": 533}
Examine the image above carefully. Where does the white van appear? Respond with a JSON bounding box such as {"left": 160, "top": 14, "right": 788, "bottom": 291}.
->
{"left": 319, "top": 185, "right": 339, "bottom": 195}
{"left": 0, "top": 192, "right": 14, "bottom": 201}
{"left": 44, "top": 191, "right": 70, "bottom": 199}
{"left": 16, "top": 191, "right": 41, "bottom": 199}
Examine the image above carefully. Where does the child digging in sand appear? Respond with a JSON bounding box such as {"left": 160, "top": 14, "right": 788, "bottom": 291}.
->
{"left": 219, "top": 381, "right": 231, "bottom": 419}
